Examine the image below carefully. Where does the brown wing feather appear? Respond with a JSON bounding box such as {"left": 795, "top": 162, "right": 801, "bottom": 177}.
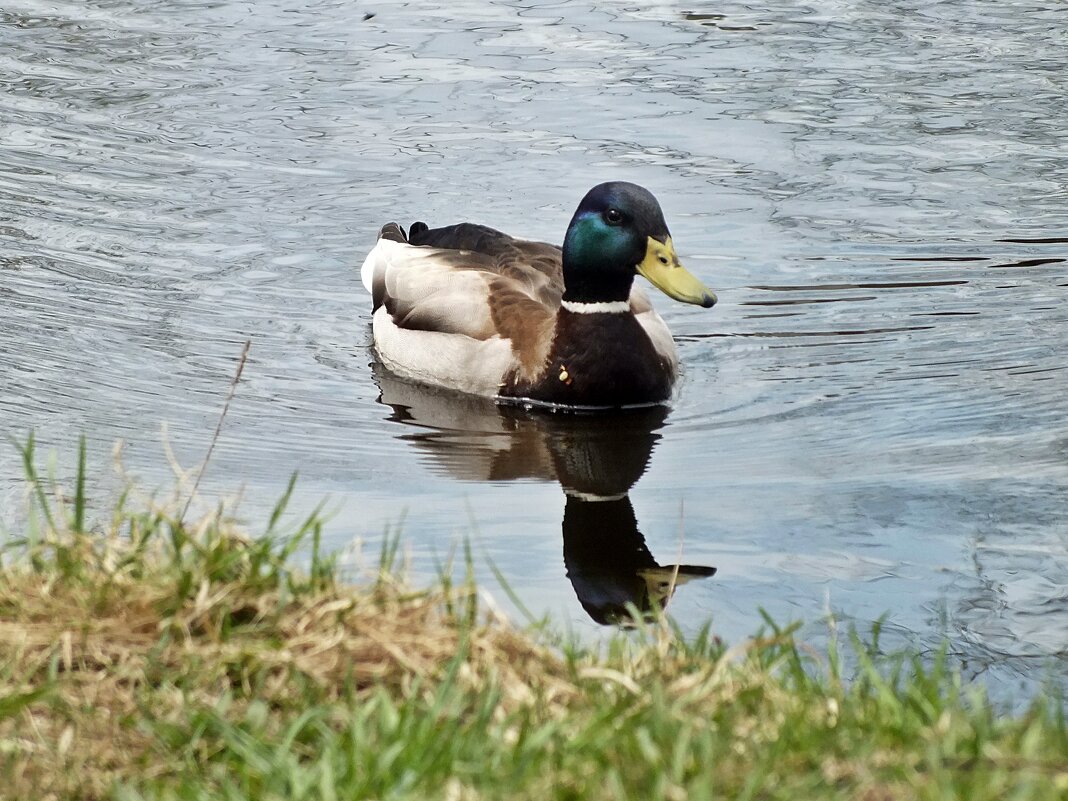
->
{"left": 486, "top": 277, "right": 556, "bottom": 381}
{"left": 387, "top": 223, "right": 563, "bottom": 376}
{"left": 409, "top": 222, "right": 564, "bottom": 305}
{"left": 496, "top": 247, "right": 563, "bottom": 308}
{"left": 367, "top": 222, "right": 563, "bottom": 388}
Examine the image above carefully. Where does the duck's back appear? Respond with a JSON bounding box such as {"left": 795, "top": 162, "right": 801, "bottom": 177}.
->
{"left": 408, "top": 222, "right": 564, "bottom": 308}
{"left": 360, "top": 222, "right": 561, "bottom": 396}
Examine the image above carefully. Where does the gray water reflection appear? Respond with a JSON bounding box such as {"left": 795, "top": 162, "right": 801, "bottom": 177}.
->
{"left": 1, "top": 0, "right": 1066, "bottom": 702}
{"left": 375, "top": 370, "right": 717, "bottom": 625}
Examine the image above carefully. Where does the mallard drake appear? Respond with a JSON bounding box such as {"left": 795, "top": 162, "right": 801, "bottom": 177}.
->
{"left": 360, "top": 181, "right": 716, "bottom": 408}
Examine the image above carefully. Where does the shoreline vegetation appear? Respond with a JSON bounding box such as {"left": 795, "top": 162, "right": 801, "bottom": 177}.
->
{"left": 1, "top": 439, "right": 1066, "bottom": 800}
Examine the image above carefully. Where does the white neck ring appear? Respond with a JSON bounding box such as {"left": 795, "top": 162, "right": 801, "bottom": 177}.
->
{"left": 564, "top": 489, "right": 629, "bottom": 502}
{"left": 561, "top": 299, "right": 630, "bottom": 314}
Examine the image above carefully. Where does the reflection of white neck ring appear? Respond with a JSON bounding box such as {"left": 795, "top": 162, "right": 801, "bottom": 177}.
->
{"left": 561, "top": 299, "right": 630, "bottom": 314}
{"left": 564, "top": 489, "right": 628, "bottom": 502}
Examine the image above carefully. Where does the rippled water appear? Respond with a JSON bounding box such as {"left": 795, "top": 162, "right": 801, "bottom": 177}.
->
{"left": 2, "top": 0, "right": 1066, "bottom": 700}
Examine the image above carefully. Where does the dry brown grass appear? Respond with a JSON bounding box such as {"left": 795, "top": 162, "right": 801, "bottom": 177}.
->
{"left": 0, "top": 509, "right": 571, "bottom": 800}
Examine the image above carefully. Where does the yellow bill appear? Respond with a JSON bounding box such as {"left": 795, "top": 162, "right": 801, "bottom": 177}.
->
{"left": 637, "top": 236, "right": 717, "bottom": 308}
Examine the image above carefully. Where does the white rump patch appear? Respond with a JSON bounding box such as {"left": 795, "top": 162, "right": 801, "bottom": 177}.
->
{"left": 360, "top": 238, "right": 392, "bottom": 293}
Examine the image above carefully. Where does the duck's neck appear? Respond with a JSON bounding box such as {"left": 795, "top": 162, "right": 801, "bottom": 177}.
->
{"left": 561, "top": 222, "right": 640, "bottom": 304}
{"left": 561, "top": 269, "right": 634, "bottom": 305}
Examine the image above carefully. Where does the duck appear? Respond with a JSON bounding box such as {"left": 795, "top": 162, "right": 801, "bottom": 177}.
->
{"left": 360, "top": 181, "right": 717, "bottom": 408}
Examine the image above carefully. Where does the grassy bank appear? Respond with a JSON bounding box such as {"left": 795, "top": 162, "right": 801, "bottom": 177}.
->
{"left": 1, "top": 441, "right": 1065, "bottom": 800}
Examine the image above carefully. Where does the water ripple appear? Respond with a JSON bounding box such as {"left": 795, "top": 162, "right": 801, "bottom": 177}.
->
{"left": 0, "top": 0, "right": 1065, "bottom": 700}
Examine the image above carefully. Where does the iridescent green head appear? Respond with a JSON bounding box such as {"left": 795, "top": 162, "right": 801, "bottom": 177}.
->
{"left": 561, "top": 181, "right": 717, "bottom": 308}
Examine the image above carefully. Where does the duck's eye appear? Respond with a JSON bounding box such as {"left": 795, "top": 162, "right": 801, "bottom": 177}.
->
{"left": 603, "top": 208, "right": 624, "bottom": 226}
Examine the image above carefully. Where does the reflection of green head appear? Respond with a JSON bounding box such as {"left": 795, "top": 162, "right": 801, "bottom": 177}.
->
{"left": 561, "top": 182, "right": 717, "bottom": 307}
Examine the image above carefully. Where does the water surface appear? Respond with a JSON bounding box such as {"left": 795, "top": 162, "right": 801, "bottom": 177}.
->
{"left": 1, "top": 0, "right": 1066, "bottom": 700}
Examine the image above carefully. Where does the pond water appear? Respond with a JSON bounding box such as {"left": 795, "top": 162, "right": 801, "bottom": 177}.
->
{"left": 1, "top": 0, "right": 1066, "bottom": 702}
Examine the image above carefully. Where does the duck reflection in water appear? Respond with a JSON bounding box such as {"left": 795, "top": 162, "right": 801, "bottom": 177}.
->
{"left": 373, "top": 366, "right": 717, "bottom": 626}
